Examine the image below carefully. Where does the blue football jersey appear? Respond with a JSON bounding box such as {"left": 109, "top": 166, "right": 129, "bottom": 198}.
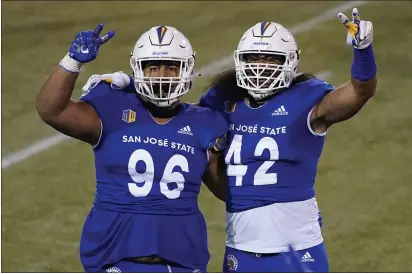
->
{"left": 78, "top": 82, "right": 228, "bottom": 271}
{"left": 199, "top": 78, "right": 334, "bottom": 213}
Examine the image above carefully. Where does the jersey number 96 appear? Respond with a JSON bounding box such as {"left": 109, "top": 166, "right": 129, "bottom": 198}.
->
{"left": 128, "top": 149, "right": 188, "bottom": 199}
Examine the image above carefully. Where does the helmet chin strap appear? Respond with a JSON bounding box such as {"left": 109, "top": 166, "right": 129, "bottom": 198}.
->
{"left": 246, "top": 83, "right": 290, "bottom": 107}
{"left": 133, "top": 79, "right": 180, "bottom": 107}
{"left": 247, "top": 89, "right": 276, "bottom": 101}
{"left": 138, "top": 95, "right": 182, "bottom": 118}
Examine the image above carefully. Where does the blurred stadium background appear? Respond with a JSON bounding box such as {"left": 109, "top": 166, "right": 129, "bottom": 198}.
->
{"left": 2, "top": 0, "right": 412, "bottom": 272}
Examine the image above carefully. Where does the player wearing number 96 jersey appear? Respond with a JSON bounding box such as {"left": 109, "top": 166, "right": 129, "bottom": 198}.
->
{"left": 199, "top": 10, "right": 376, "bottom": 273}
{"left": 36, "top": 24, "right": 228, "bottom": 272}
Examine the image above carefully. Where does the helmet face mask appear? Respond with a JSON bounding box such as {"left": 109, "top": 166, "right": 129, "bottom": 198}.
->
{"left": 130, "top": 26, "right": 195, "bottom": 107}
{"left": 234, "top": 22, "right": 299, "bottom": 100}
{"left": 130, "top": 56, "right": 194, "bottom": 107}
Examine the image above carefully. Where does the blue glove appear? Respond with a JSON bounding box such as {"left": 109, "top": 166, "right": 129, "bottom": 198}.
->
{"left": 60, "top": 23, "right": 115, "bottom": 73}
{"left": 68, "top": 23, "right": 115, "bottom": 63}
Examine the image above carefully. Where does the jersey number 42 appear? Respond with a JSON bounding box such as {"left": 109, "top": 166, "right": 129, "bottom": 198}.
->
{"left": 225, "top": 134, "right": 279, "bottom": 186}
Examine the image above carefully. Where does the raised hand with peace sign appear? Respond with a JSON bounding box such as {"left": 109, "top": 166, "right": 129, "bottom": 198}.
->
{"left": 60, "top": 23, "right": 115, "bottom": 72}
{"left": 338, "top": 8, "right": 373, "bottom": 50}
{"left": 68, "top": 23, "right": 115, "bottom": 63}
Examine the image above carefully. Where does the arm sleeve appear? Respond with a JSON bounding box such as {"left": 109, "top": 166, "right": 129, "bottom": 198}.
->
{"left": 198, "top": 87, "right": 226, "bottom": 113}
{"left": 78, "top": 82, "right": 114, "bottom": 149}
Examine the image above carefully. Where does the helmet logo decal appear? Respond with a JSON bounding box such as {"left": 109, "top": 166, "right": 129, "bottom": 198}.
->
{"left": 260, "top": 22, "right": 271, "bottom": 36}
{"left": 156, "top": 26, "right": 167, "bottom": 44}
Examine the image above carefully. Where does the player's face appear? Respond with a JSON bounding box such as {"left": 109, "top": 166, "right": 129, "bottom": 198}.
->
{"left": 143, "top": 62, "right": 180, "bottom": 78}
{"left": 143, "top": 61, "right": 181, "bottom": 99}
{"left": 244, "top": 54, "right": 285, "bottom": 66}
{"left": 242, "top": 53, "right": 286, "bottom": 88}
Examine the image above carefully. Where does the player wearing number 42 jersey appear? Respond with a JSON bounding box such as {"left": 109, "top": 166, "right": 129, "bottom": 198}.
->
{"left": 201, "top": 9, "right": 377, "bottom": 272}
{"left": 35, "top": 24, "right": 228, "bottom": 272}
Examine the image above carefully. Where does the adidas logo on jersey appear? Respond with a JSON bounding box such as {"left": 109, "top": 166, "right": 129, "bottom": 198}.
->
{"left": 301, "top": 252, "right": 315, "bottom": 262}
{"left": 178, "top": 126, "right": 193, "bottom": 136}
{"left": 271, "top": 105, "right": 288, "bottom": 116}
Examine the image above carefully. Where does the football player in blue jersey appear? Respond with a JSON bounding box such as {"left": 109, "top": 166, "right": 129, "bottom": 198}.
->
{"left": 82, "top": 8, "right": 376, "bottom": 273}
{"left": 35, "top": 23, "right": 229, "bottom": 273}
{"left": 200, "top": 9, "right": 376, "bottom": 273}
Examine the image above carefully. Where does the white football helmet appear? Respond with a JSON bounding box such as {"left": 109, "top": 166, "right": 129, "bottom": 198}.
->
{"left": 234, "top": 22, "right": 299, "bottom": 100}
{"left": 130, "top": 26, "right": 195, "bottom": 107}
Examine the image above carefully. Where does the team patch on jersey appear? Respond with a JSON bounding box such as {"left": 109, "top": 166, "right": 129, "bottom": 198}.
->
{"left": 227, "top": 254, "right": 238, "bottom": 271}
{"left": 106, "top": 266, "right": 121, "bottom": 273}
{"left": 225, "top": 101, "right": 237, "bottom": 113}
{"left": 122, "top": 109, "right": 136, "bottom": 123}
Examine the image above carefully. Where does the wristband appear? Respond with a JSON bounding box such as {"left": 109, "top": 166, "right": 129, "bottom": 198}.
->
{"left": 59, "top": 53, "right": 83, "bottom": 73}
{"left": 351, "top": 45, "right": 377, "bottom": 82}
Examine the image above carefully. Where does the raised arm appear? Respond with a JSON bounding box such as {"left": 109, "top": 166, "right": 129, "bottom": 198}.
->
{"left": 310, "top": 8, "right": 377, "bottom": 133}
{"left": 35, "top": 23, "right": 115, "bottom": 145}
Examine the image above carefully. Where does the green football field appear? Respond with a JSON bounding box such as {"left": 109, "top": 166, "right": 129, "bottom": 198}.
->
{"left": 2, "top": 1, "right": 412, "bottom": 272}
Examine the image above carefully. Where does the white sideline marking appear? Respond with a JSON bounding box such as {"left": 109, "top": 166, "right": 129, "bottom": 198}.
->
{"left": 1, "top": 1, "right": 367, "bottom": 169}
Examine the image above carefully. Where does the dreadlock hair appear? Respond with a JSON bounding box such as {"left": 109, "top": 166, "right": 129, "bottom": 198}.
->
{"left": 207, "top": 69, "right": 248, "bottom": 102}
{"left": 206, "top": 68, "right": 316, "bottom": 103}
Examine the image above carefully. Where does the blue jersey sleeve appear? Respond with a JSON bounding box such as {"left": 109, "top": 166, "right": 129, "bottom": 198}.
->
{"left": 79, "top": 81, "right": 112, "bottom": 108}
{"left": 293, "top": 77, "right": 335, "bottom": 111}
{"left": 79, "top": 82, "right": 118, "bottom": 149}
{"left": 307, "top": 78, "right": 335, "bottom": 95}
{"left": 199, "top": 87, "right": 226, "bottom": 113}
{"left": 295, "top": 77, "right": 336, "bottom": 138}
{"left": 204, "top": 110, "right": 229, "bottom": 153}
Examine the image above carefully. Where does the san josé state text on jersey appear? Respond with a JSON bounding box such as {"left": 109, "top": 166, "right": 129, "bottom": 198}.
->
{"left": 201, "top": 78, "right": 334, "bottom": 213}
{"left": 79, "top": 82, "right": 228, "bottom": 215}
{"left": 78, "top": 82, "right": 226, "bottom": 273}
